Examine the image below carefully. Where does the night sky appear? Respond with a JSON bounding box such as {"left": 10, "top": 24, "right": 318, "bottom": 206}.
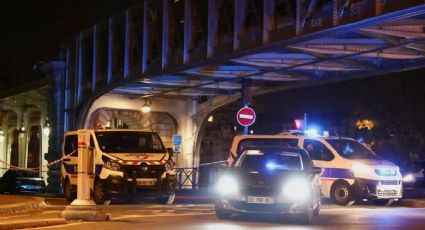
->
{"left": 0, "top": 0, "right": 140, "bottom": 78}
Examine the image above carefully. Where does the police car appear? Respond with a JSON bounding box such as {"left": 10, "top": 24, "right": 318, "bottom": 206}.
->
{"left": 228, "top": 132, "right": 403, "bottom": 206}
{"left": 216, "top": 145, "right": 322, "bottom": 224}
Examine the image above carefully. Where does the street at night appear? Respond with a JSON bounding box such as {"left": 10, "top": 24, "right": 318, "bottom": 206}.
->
{"left": 2, "top": 0, "right": 425, "bottom": 229}
{"left": 1, "top": 199, "right": 425, "bottom": 230}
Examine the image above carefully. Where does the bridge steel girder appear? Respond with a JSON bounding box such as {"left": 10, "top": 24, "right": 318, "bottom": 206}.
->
{"left": 55, "top": 0, "right": 425, "bottom": 131}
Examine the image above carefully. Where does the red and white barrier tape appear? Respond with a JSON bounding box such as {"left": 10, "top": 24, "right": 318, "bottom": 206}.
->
{"left": 0, "top": 149, "right": 77, "bottom": 172}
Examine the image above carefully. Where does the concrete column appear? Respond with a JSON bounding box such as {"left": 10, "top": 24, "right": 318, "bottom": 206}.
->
{"left": 180, "top": 99, "right": 198, "bottom": 168}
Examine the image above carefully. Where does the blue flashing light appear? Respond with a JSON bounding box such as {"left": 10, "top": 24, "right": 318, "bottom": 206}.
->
{"left": 375, "top": 169, "right": 397, "bottom": 176}
{"left": 305, "top": 129, "right": 318, "bottom": 137}
{"left": 266, "top": 161, "right": 278, "bottom": 171}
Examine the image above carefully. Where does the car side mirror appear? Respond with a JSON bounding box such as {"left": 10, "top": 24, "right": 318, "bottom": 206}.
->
{"left": 167, "top": 148, "right": 175, "bottom": 156}
{"left": 312, "top": 167, "right": 322, "bottom": 175}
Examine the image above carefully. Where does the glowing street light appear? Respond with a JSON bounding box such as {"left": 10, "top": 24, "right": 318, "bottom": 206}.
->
{"left": 43, "top": 118, "right": 50, "bottom": 136}
{"left": 140, "top": 100, "right": 152, "bottom": 113}
{"left": 0, "top": 130, "right": 4, "bottom": 143}
{"left": 207, "top": 115, "right": 213, "bottom": 123}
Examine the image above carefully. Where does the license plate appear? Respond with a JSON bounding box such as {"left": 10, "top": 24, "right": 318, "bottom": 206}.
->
{"left": 247, "top": 196, "right": 274, "bottom": 204}
{"left": 136, "top": 179, "right": 157, "bottom": 186}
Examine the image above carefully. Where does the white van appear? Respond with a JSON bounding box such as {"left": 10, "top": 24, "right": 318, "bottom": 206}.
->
{"left": 61, "top": 129, "right": 177, "bottom": 204}
{"left": 228, "top": 133, "right": 403, "bottom": 205}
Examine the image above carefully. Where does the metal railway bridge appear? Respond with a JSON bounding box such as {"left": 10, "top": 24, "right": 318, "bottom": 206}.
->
{"left": 8, "top": 0, "right": 425, "bottom": 189}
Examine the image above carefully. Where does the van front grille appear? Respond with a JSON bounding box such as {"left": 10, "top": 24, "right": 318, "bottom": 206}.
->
{"left": 122, "top": 165, "right": 165, "bottom": 178}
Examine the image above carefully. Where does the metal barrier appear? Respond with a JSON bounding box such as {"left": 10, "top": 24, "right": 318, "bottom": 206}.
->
{"left": 176, "top": 168, "right": 199, "bottom": 189}
{"left": 176, "top": 160, "right": 228, "bottom": 190}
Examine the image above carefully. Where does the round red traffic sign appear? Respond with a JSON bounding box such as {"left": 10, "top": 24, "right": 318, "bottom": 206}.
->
{"left": 236, "top": 107, "right": 256, "bottom": 127}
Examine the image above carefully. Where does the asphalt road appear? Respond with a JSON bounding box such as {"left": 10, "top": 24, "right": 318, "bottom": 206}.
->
{"left": 2, "top": 198, "right": 424, "bottom": 230}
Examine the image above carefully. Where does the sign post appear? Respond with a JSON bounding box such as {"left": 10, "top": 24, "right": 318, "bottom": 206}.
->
{"left": 75, "top": 130, "right": 93, "bottom": 203}
{"left": 172, "top": 134, "right": 182, "bottom": 153}
{"left": 236, "top": 107, "right": 256, "bottom": 131}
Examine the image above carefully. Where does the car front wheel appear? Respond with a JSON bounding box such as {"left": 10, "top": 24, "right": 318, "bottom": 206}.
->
{"left": 299, "top": 207, "right": 313, "bottom": 224}
{"left": 215, "top": 208, "right": 232, "bottom": 220}
{"left": 157, "top": 193, "right": 176, "bottom": 205}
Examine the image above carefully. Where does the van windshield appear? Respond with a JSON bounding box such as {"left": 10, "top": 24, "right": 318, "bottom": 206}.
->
{"left": 327, "top": 139, "right": 381, "bottom": 160}
{"left": 95, "top": 131, "right": 166, "bottom": 153}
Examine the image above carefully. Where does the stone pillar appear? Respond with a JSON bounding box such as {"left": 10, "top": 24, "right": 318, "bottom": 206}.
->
{"left": 41, "top": 61, "right": 66, "bottom": 193}
{"left": 0, "top": 114, "right": 8, "bottom": 175}
{"left": 16, "top": 109, "right": 29, "bottom": 168}
{"left": 40, "top": 108, "right": 49, "bottom": 182}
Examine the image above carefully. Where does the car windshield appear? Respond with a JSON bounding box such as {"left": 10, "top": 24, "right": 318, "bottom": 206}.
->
{"left": 237, "top": 147, "right": 310, "bottom": 172}
{"left": 237, "top": 138, "right": 299, "bottom": 155}
{"left": 95, "top": 131, "right": 166, "bottom": 153}
{"left": 327, "top": 139, "right": 382, "bottom": 160}
{"left": 13, "top": 170, "right": 40, "bottom": 178}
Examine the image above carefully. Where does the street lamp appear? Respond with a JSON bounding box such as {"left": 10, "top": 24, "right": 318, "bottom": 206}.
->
{"left": 20, "top": 118, "right": 26, "bottom": 132}
{"left": 43, "top": 118, "right": 50, "bottom": 136}
{"left": 140, "top": 100, "right": 152, "bottom": 113}
{"left": 207, "top": 115, "right": 213, "bottom": 123}
{"left": 0, "top": 130, "right": 4, "bottom": 143}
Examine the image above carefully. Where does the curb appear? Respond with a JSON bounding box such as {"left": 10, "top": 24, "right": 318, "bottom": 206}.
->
{"left": 0, "top": 218, "right": 66, "bottom": 230}
{"left": 0, "top": 197, "right": 46, "bottom": 216}
{"left": 401, "top": 199, "right": 425, "bottom": 208}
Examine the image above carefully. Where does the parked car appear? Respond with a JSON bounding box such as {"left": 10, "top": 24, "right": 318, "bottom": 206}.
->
{"left": 0, "top": 169, "right": 46, "bottom": 194}
{"left": 215, "top": 146, "right": 322, "bottom": 224}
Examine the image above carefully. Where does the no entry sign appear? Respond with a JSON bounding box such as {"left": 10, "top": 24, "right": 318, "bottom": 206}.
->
{"left": 237, "top": 107, "right": 256, "bottom": 127}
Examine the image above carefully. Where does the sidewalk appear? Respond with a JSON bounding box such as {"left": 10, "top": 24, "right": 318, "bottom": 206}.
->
{"left": 0, "top": 194, "right": 66, "bottom": 229}
{"left": 175, "top": 188, "right": 214, "bottom": 204}
{"left": 0, "top": 194, "right": 46, "bottom": 216}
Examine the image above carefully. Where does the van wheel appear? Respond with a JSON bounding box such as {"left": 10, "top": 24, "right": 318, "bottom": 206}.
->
{"left": 157, "top": 193, "right": 175, "bottom": 205}
{"left": 94, "top": 180, "right": 110, "bottom": 205}
{"left": 63, "top": 179, "right": 75, "bottom": 202}
{"left": 331, "top": 181, "right": 354, "bottom": 206}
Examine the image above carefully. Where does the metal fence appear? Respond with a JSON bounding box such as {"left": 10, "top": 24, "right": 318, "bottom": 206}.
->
{"left": 176, "top": 160, "right": 227, "bottom": 189}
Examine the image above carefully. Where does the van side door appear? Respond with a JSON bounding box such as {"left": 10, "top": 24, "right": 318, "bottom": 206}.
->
{"left": 63, "top": 134, "right": 78, "bottom": 183}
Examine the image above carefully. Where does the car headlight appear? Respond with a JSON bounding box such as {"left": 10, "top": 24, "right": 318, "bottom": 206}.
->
{"left": 216, "top": 176, "right": 239, "bottom": 197}
{"left": 282, "top": 178, "right": 311, "bottom": 201}
{"left": 352, "top": 162, "right": 372, "bottom": 174}
{"left": 105, "top": 160, "right": 121, "bottom": 171}
{"left": 402, "top": 174, "right": 415, "bottom": 183}
{"left": 165, "top": 161, "right": 174, "bottom": 171}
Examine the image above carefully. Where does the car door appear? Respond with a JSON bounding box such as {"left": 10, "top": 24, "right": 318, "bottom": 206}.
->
{"left": 303, "top": 139, "right": 335, "bottom": 198}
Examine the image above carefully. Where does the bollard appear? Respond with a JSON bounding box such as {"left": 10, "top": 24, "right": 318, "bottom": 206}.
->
{"left": 61, "top": 130, "right": 109, "bottom": 221}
